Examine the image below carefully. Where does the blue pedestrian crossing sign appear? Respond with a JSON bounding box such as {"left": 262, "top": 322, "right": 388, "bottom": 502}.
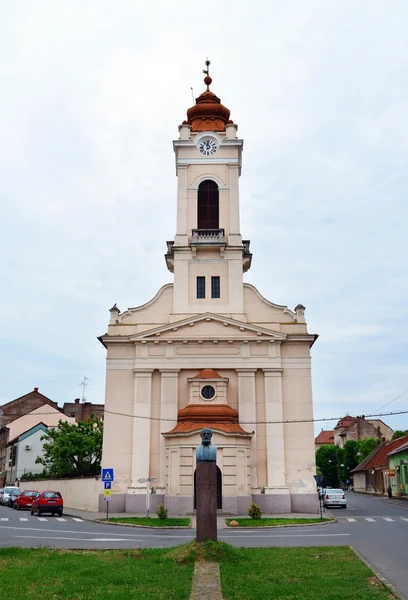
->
{"left": 104, "top": 481, "right": 112, "bottom": 490}
{"left": 102, "top": 468, "right": 114, "bottom": 482}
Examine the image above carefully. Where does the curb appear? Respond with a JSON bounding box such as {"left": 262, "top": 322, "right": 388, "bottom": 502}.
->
{"left": 94, "top": 519, "right": 192, "bottom": 529}
{"left": 350, "top": 547, "right": 406, "bottom": 600}
{"left": 225, "top": 518, "right": 336, "bottom": 529}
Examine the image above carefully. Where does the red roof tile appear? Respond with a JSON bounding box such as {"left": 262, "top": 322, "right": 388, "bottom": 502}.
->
{"left": 354, "top": 434, "right": 408, "bottom": 471}
{"left": 163, "top": 404, "right": 252, "bottom": 436}
{"left": 315, "top": 430, "right": 335, "bottom": 444}
{"left": 192, "top": 369, "right": 223, "bottom": 379}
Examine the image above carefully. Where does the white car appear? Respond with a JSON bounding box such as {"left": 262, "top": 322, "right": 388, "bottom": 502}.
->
{"left": 1, "top": 486, "right": 20, "bottom": 506}
{"left": 323, "top": 488, "right": 347, "bottom": 509}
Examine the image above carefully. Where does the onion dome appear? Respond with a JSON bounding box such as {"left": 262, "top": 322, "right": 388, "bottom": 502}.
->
{"left": 187, "top": 68, "right": 231, "bottom": 132}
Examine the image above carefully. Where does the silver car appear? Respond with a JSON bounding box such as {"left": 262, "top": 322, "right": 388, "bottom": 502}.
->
{"left": 1, "top": 486, "right": 20, "bottom": 506}
{"left": 323, "top": 488, "right": 347, "bottom": 509}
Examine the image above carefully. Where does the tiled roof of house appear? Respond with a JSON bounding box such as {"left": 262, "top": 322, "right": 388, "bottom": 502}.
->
{"left": 387, "top": 440, "right": 408, "bottom": 457}
{"left": 192, "top": 369, "right": 223, "bottom": 379}
{"left": 352, "top": 434, "right": 408, "bottom": 472}
{"left": 334, "top": 415, "right": 355, "bottom": 430}
{"left": 315, "top": 430, "right": 335, "bottom": 444}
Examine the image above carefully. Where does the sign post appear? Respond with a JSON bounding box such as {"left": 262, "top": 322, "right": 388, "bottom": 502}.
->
{"left": 313, "top": 474, "right": 325, "bottom": 519}
{"left": 138, "top": 477, "right": 157, "bottom": 518}
{"left": 102, "top": 469, "right": 114, "bottom": 520}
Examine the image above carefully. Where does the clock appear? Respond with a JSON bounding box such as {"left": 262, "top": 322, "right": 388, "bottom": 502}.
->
{"left": 198, "top": 138, "right": 218, "bottom": 156}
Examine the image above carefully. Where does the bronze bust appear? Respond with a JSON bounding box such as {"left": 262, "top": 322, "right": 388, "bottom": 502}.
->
{"left": 196, "top": 427, "right": 217, "bottom": 463}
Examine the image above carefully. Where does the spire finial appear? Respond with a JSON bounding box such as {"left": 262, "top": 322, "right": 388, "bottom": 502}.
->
{"left": 203, "top": 57, "right": 212, "bottom": 90}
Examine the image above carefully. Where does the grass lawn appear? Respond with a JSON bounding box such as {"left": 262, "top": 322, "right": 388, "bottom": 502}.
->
{"left": 104, "top": 516, "right": 191, "bottom": 527}
{"left": 0, "top": 547, "right": 194, "bottom": 600}
{"left": 0, "top": 543, "right": 393, "bottom": 600}
{"left": 226, "top": 517, "right": 332, "bottom": 527}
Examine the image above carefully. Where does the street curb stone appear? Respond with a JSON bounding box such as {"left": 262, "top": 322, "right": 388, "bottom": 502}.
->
{"left": 94, "top": 518, "right": 192, "bottom": 529}
{"left": 189, "top": 562, "right": 223, "bottom": 600}
{"left": 225, "top": 517, "right": 336, "bottom": 528}
{"left": 350, "top": 546, "right": 406, "bottom": 600}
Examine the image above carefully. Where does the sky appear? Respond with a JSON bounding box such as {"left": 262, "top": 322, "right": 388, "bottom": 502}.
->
{"left": 1, "top": 1, "right": 407, "bottom": 435}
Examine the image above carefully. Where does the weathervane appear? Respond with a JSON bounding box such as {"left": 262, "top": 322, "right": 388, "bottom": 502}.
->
{"left": 203, "top": 58, "right": 212, "bottom": 90}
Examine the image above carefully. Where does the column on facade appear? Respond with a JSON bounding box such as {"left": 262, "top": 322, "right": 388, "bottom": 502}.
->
{"left": 131, "top": 370, "right": 153, "bottom": 487}
{"left": 159, "top": 370, "right": 179, "bottom": 491}
{"left": 228, "top": 164, "right": 240, "bottom": 237}
{"left": 175, "top": 166, "right": 188, "bottom": 244}
{"left": 237, "top": 369, "right": 258, "bottom": 492}
{"left": 263, "top": 369, "right": 287, "bottom": 490}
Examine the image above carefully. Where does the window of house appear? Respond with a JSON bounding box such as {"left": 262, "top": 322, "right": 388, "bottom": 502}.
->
{"left": 197, "top": 180, "right": 219, "bottom": 229}
{"left": 197, "top": 276, "right": 205, "bottom": 299}
{"left": 211, "top": 276, "right": 220, "bottom": 298}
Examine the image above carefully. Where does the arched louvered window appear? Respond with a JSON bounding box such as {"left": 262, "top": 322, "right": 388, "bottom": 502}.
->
{"left": 197, "top": 180, "right": 219, "bottom": 229}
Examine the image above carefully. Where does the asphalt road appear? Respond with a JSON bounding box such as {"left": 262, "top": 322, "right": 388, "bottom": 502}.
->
{"left": 0, "top": 493, "right": 407, "bottom": 598}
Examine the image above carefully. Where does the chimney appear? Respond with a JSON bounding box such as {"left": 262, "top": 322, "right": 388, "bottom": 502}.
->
{"left": 74, "top": 398, "right": 80, "bottom": 405}
{"left": 34, "top": 387, "right": 39, "bottom": 393}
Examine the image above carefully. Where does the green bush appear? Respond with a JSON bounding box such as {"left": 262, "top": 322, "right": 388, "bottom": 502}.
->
{"left": 157, "top": 503, "right": 168, "bottom": 520}
{"left": 248, "top": 501, "right": 262, "bottom": 519}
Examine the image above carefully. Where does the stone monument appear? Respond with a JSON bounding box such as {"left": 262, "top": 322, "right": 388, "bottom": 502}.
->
{"left": 195, "top": 427, "right": 217, "bottom": 542}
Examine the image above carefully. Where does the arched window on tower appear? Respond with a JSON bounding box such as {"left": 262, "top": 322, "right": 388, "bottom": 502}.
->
{"left": 197, "top": 180, "right": 219, "bottom": 229}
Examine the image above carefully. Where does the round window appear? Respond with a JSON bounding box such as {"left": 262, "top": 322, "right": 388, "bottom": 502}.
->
{"left": 201, "top": 385, "right": 216, "bottom": 400}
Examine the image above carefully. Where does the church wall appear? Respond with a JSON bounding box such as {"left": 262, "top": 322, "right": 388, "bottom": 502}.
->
{"left": 243, "top": 286, "right": 296, "bottom": 323}
{"left": 281, "top": 343, "right": 311, "bottom": 358}
{"left": 188, "top": 260, "right": 229, "bottom": 307}
{"left": 102, "top": 368, "right": 134, "bottom": 494}
{"left": 119, "top": 285, "right": 174, "bottom": 325}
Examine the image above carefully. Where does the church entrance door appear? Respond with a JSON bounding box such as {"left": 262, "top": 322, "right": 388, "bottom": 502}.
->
{"left": 194, "top": 466, "right": 222, "bottom": 510}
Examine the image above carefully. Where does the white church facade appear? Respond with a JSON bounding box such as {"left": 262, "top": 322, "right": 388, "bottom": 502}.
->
{"left": 99, "top": 67, "right": 318, "bottom": 514}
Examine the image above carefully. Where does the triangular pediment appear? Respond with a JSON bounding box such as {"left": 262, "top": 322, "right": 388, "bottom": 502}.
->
{"left": 130, "top": 313, "right": 287, "bottom": 342}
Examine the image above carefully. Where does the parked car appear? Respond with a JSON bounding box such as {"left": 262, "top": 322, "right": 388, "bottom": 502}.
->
{"left": 1, "top": 486, "right": 20, "bottom": 506}
{"left": 7, "top": 488, "right": 21, "bottom": 507}
{"left": 0, "top": 488, "right": 4, "bottom": 503}
{"left": 13, "top": 490, "right": 39, "bottom": 510}
{"left": 31, "top": 491, "right": 63, "bottom": 516}
{"left": 323, "top": 488, "right": 347, "bottom": 509}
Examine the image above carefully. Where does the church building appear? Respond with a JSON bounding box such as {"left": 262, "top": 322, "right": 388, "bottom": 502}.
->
{"left": 99, "top": 65, "right": 318, "bottom": 514}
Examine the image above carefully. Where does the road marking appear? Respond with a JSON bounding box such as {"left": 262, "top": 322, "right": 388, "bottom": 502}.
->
{"left": 383, "top": 518, "right": 394, "bottom": 522}
{"left": 365, "top": 518, "right": 375, "bottom": 522}
{"left": 221, "top": 533, "right": 351, "bottom": 538}
{"left": 347, "top": 518, "right": 357, "bottom": 522}
{"left": 19, "top": 518, "right": 29, "bottom": 522}
{"left": 401, "top": 518, "right": 408, "bottom": 522}
{"left": 0, "top": 518, "right": 9, "bottom": 522}
{"left": 56, "top": 518, "right": 66, "bottom": 522}
{"left": 72, "top": 518, "right": 83, "bottom": 522}
{"left": 0, "top": 524, "right": 189, "bottom": 538}
{"left": 37, "top": 518, "right": 48, "bottom": 522}
{"left": 14, "top": 535, "right": 142, "bottom": 542}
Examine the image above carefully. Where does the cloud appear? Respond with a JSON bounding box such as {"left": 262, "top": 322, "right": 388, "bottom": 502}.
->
{"left": 0, "top": 1, "right": 407, "bottom": 436}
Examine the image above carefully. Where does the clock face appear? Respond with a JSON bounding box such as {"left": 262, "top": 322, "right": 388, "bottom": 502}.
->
{"left": 198, "top": 138, "right": 218, "bottom": 156}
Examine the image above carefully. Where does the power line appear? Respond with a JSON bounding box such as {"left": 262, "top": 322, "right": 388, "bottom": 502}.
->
{"left": 372, "top": 389, "right": 408, "bottom": 413}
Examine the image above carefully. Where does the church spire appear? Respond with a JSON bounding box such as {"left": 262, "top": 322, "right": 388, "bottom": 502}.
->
{"left": 186, "top": 59, "right": 231, "bottom": 132}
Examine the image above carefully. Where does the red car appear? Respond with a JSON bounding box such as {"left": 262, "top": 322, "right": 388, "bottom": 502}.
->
{"left": 13, "top": 490, "right": 38, "bottom": 510}
{"left": 31, "top": 491, "right": 63, "bottom": 516}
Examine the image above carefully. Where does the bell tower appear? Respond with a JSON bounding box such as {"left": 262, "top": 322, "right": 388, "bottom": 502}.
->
{"left": 165, "top": 61, "right": 252, "bottom": 316}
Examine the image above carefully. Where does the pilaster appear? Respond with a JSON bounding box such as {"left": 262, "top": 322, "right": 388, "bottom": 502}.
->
{"left": 228, "top": 164, "right": 242, "bottom": 245}
{"left": 263, "top": 369, "right": 288, "bottom": 491}
{"left": 237, "top": 369, "right": 259, "bottom": 492}
{"left": 131, "top": 370, "right": 153, "bottom": 487}
{"left": 159, "top": 369, "right": 179, "bottom": 489}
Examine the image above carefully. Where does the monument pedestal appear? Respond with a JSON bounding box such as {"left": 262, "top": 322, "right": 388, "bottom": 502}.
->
{"left": 196, "top": 461, "right": 217, "bottom": 542}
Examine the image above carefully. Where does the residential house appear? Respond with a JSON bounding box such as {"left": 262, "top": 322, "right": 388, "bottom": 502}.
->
{"left": 351, "top": 434, "right": 408, "bottom": 495}
{"left": 5, "top": 423, "right": 49, "bottom": 484}
{"left": 333, "top": 415, "right": 393, "bottom": 448}
{"left": 62, "top": 398, "right": 104, "bottom": 422}
{"left": 315, "top": 429, "right": 335, "bottom": 451}
{"left": 387, "top": 441, "right": 408, "bottom": 498}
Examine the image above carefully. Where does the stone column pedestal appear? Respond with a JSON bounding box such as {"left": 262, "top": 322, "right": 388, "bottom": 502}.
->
{"left": 196, "top": 462, "right": 217, "bottom": 542}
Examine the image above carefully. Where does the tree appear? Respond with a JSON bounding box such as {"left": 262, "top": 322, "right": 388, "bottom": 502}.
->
{"left": 315, "top": 444, "right": 339, "bottom": 487}
{"left": 357, "top": 437, "right": 378, "bottom": 460}
{"left": 36, "top": 416, "right": 103, "bottom": 478}
{"left": 392, "top": 430, "right": 406, "bottom": 441}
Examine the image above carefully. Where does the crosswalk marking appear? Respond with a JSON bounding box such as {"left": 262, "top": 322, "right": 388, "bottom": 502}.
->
{"left": 383, "top": 518, "right": 394, "bottom": 522}
{"left": 401, "top": 518, "right": 408, "bottom": 522}
{"left": 347, "top": 518, "right": 357, "bottom": 522}
{"left": 56, "top": 518, "right": 66, "bottom": 522}
{"left": 72, "top": 518, "right": 83, "bottom": 522}
{"left": 19, "top": 518, "right": 28, "bottom": 521}
{"left": 0, "top": 518, "right": 9, "bottom": 521}
{"left": 365, "top": 518, "right": 375, "bottom": 522}
{"left": 37, "top": 517, "right": 48, "bottom": 521}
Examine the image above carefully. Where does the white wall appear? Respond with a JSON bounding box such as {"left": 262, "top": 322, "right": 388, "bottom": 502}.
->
{"left": 16, "top": 429, "right": 47, "bottom": 479}
{"left": 22, "top": 477, "right": 101, "bottom": 511}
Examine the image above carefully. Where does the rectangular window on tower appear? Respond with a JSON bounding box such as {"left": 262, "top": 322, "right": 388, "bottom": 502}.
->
{"left": 211, "top": 276, "right": 220, "bottom": 298}
{"left": 196, "top": 276, "right": 205, "bottom": 299}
